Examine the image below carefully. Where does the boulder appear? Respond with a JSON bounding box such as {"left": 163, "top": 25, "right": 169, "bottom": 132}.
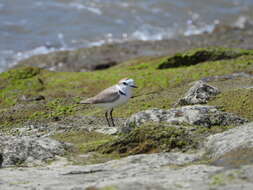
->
{"left": 123, "top": 105, "right": 247, "bottom": 133}
{"left": 0, "top": 152, "right": 221, "bottom": 190}
{"left": 176, "top": 81, "right": 220, "bottom": 106}
{"left": 205, "top": 122, "right": 253, "bottom": 160}
{"left": 0, "top": 136, "right": 69, "bottom": 167}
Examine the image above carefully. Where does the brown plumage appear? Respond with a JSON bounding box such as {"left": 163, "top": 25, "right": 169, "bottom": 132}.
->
{"left": 80, "top": 85, "right": 120, "bottom": 104}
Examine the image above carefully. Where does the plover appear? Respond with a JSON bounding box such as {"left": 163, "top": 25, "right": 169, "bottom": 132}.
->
{"left": 80, "top": 78, "right": 137, "bottom": 127}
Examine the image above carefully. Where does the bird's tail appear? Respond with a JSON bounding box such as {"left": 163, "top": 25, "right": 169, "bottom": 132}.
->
{"left": 79, "top": 98, "right": 93, "bottom": 104}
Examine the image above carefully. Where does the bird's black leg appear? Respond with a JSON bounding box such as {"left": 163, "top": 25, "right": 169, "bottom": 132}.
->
{"left": 110, "top": 108, "right": 115, "bottom": 126}
{"left": 105, "top": 111, "right": 111, "bottom": 127}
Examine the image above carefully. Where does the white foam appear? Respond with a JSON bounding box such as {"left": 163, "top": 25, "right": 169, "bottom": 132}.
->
{"left": 184, "top": 24, "right": 216, "bottom": 36}
{"left": 69, "top": 2, "right": 102, "bottom": 15}
{"left": 130, "top": 25, "right": 174, "bottom": 41}
{"left": 184, "top": 12, "right": 218, "bottom": 36}
{"left": 88, "top": 40, "right": 106, "bottom": 47}
{"left": 233, "top": 16, "right": 250, "bottom": 29}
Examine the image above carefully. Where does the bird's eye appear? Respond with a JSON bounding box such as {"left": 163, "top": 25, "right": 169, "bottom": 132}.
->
{"left": 123, "top": 82, "right": 128, "bottom": 85}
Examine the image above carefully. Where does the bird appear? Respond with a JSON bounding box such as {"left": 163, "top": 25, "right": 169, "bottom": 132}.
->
{"left": 80, "top": 78, "right": 137, "bottom": 127}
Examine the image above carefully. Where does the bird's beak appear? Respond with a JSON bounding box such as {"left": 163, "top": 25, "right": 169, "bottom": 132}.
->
{"left": 130, "top": 85, "right": 138, "bottom": 88}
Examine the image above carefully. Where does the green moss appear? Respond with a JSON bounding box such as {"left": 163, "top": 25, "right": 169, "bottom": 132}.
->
{"left": 97, "top": 123, "right": 198, "bottom": 156}
{"left": 1, "top": 66, "right": 41, "bottom": 80}
{"left": 31, "top": 98, "right": 77, "bottom": 120}
{"left": 0, "top": 66, "right": 44, "bottom": 107}
{"left": 157, "top": 47, "right": 253, "bottom": 69}
{"left": 209, "top": 88, "right": 253, "bottom": 121}
{"left": 0, "top": 48, "right": 252, "bottom": 127}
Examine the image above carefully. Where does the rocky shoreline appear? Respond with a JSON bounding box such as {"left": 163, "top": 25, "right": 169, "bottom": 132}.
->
{"left": 0, "top": 24, "right": 253, "bottom": 190}
{"left": 16, "top": 23, "right": 253, "bottom": 72}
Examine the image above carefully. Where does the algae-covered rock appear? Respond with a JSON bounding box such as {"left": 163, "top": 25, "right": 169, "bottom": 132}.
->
{"left": 157, "top": 48, "right": 253, "bottom": 69}
{"left": 123, "top": 105, "right": 247, "bottom": 133}
{"left": 176, "top": 81, "right": 220, "bottom": 106}
{"left": 205, "top": 122, "right": 253, "bottom": 160}
{"left": 0, "top": 135, "right": 69, "bottom": 167}
{"left": 97, "top": 123, "right": 197, "bottom": 155}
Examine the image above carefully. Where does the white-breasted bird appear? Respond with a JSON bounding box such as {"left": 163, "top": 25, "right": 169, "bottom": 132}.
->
{"left": 80, "top": 78, "right": 137, "bottom": 126}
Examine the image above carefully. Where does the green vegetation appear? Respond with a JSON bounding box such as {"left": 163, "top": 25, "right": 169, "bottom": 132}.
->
{"left": 209, "top": 88, "right": 253, "bottom": 120}
{"left": 96, "top": 123, "right": 239, "bottom": 157}
{"left": 0, "top": 47, "right": 252, "bottom": 127}
{"left": 96, "top": 123, "right": 198, "bottom": 155}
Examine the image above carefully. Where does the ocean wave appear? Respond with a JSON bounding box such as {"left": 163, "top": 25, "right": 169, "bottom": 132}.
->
{"left": 69, "top": 2, "right": 102, "bottom": 15}
{"left": 0, "top": 32, "right": 70, "bottom": 71}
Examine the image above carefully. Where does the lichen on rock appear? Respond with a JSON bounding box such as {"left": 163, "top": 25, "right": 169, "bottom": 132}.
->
{"left": 175, "top": 80, "right": 220, "bottom": 106}
{"left": 0, "top": 135, "right": 70, "bottom": 167}
{"left": 123, "top": 105, "right": 247, "bottom": 133}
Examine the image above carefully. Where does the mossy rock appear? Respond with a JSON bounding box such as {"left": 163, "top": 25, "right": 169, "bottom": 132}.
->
{"left": 96, "top": 123, "right": 198, "bottom": 156}
{"left": 157, "top": 48, "right": 253, "bottom": 69}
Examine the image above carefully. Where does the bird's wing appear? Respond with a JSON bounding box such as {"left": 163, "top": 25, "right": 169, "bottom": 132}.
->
{"left": 82, "top": 86, "right": 120, "bottom": 104}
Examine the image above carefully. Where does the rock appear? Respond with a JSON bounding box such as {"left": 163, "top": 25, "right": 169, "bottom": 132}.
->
{"left": 208, "top": 165, "right": 253, "bottom": 190}
{"left": 176, "top": 81, "right": 220, "bottom": 106}
{"left": 17, "top": 41, "right": 171, "bottom": 72}
{"left": 211, "top": 147, "right": 253, "bottom": 168}
{"left": 1, "top": 151, "right": 253, "bottom": 190}
{"left": 0, "top": 153, "right": 3, "bottom": 168}
{"left": 104, "top": 152, "right": 201, "bottom": 167}
{"left": 0, "top": 135, "right": 69, "bottom": 167}
{"left": 19, "top": 95, "right": 45, "bottom": 102}
{"left": 0, "top": 152, "right": 222, "bottom": 190}
{"left": 205, "top": 122, "right": 253, "bottom": 160}
{"left": 123, "top": 105, "right": 247, "bottom": 133}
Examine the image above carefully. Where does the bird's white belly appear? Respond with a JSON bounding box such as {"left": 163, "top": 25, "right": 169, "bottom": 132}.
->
{"left": 98, "top": 94, "right": 131, "bottom": 110}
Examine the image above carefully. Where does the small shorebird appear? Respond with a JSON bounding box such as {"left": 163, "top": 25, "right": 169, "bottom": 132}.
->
{"left": 80, "top": 78, "right": 137, "bottom": 127}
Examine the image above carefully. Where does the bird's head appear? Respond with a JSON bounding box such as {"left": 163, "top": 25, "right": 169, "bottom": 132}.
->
{"left": 118, "top": 78, "right": 137, "bottom": 88}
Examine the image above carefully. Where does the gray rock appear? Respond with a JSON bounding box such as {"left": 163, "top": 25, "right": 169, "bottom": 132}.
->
{"left": 123, "top": 105, "right": 247, "bottom": 133}
{"left": 0, "top": 152, "right": 221, "bottom": 190}
{"left": 176, "top": 81, "right": 220, "bottom": 106}
{"left": 0, "top": 136, "right": 69, "bottom": 167}
{"left": 205, "top": 122, "right": 253, "bottom": 160}
{"left": 207, "top": 165, "right": 253, "bottom": 190}
{"left": 1, "top": 151, "right": 253, "bottom": 190}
